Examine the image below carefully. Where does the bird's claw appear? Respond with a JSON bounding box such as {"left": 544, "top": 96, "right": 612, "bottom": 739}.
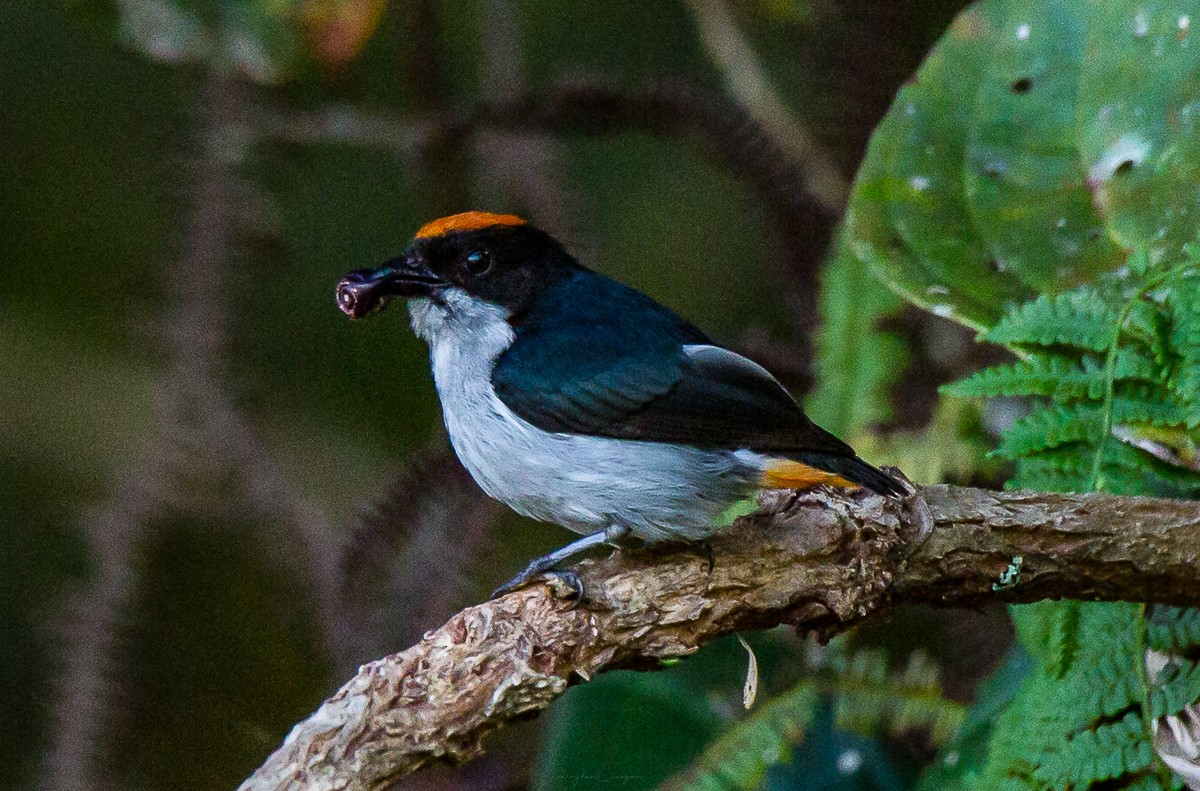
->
{"left": 545, "top": 569, "right": 585, "bottom": 601}
{"left": 699, "top": 540, "right": 716, "bottom": 574}
{"left": 490, "top": 568, "right": 584, "bottom": 602}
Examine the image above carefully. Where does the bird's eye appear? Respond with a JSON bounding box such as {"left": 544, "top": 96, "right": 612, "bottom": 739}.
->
{"left": 464, "top": 250, "right": 492, "bottom": 276}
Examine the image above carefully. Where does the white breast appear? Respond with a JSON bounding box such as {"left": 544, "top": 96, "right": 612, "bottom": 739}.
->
{"left": 408, "top": 290, "right": 761, "bottom": 542}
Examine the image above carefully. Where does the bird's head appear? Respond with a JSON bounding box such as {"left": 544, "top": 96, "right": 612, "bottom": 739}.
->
{"left": 336, "top": 211, "right": 578, "bottom": 320}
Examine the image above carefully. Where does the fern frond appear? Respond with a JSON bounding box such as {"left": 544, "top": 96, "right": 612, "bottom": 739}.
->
{"left": 976, "top": 681, "right": 1073, "bottom": 791}
{"left": 984, "top": 291, "right": 1118, "bottom": 352}
{"left": 1045, "top": 602, "right": 1082, "bottom": 680}
{"left": 977, "top": 604, "right": 1157, "bottom": 791}
{"left": 658, "top": 683, "right": 817, "bottom": 791}
{"left": 1104, "top": 442, "right": 1200, "bottom": 493}
{"left": 1126, "top": 298, "right": 1174, "bottom": 366}
{"left": 835, "top": 651, "right": 966, "bottom": 745}
{"left": 1167, "top": 283, "right": 1200, "bottom": 416}
{"left": 944, "top": 252, "right": 1200, "bottom": 791}
{"left": 943, "top": 350, "right": 1159, "bottom": 401}
{"left": 1148, "top": 608, "right": 1200, "bottom": 652}
{"left": 661, "top": 649, "right": 964, "bottom": 791}
{"left": 1017, "top": 442, "right": 1200, "bottom": 497}
{"left": 1032, "top": 711, "right": 1150, "bottom": 786}
{"left": 994, "top": 404, "right": 1101, "bottom": 459}
{"left": 1126, "top": 776, "right": 1181, "bottom": 791}
{"left": 1148, "top": 658, "right": 1200, "bottom": 719}
{"left": 1113, "top": 386, "right": 1199, "bottom": 429}
{"left": 1009, "top": 459, "right": 1089, "bottom": 493}
{"left": 995, "top": 395, "right": 1194, "bottom": 463}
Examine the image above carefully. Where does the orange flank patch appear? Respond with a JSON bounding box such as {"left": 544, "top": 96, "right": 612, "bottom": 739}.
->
{"left": 415, "top": 211, "right": 526, "bottom": 239}
{"left": 761, "top": 459, "right": 858, "bottom": 490}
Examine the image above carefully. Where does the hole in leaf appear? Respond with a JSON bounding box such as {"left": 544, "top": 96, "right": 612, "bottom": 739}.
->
{"left": 1115, "top": 159, "right": 1135, "bottom": 175}
{"left": 1011, "top": 77, "right": 1033, "bottom": 93}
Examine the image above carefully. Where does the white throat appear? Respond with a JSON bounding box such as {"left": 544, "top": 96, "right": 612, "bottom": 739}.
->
{"left": 408, "top": 288, "right": 515, "bottom": 392}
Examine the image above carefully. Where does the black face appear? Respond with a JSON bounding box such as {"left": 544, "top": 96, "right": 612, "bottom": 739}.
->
{"left": 336, "top": 224, "right": 579, "bottom": 319}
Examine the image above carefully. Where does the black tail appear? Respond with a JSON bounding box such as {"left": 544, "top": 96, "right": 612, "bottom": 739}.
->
{"left": 793, "top": 452, "right": 909, "bottom": 497}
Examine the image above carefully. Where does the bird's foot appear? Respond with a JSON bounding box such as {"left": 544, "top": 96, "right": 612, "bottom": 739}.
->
{"left": 489, "top": 525, "right": 629, "bottom": 602}
{"left": 491, "top": 566, "right": 584, "bottom": 601}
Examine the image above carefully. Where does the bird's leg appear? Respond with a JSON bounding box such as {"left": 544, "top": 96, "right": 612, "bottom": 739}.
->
{"left": 492, "top": 524, "right": 629, "bottom": 600}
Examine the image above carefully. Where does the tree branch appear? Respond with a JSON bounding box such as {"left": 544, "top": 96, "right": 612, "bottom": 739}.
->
{"left": 238, "top": 484, "right": 1200, "bottom": 791}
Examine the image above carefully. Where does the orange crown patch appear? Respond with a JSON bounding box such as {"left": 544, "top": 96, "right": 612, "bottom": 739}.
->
{"left": 415, "top": 211, "right": 526, "bottom": 239}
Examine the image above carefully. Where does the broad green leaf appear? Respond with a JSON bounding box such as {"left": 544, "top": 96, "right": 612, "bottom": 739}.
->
{"left": 846, "top": 5, "right": 1033, "bottom": 330}
{"left": 844, "top": 0, "right": 1200, "bottom": 330}
{"left": 1076, "top": 5, "right": 1200, "bottom": 254}
{"left": 536, "top": 670, "right": 722, "bottom": 791}
{"left": 965, "top": 1, "right": 1121, "bottom": 294}
{"left": 535, "top": 636, "right": 790, "bottom": 791}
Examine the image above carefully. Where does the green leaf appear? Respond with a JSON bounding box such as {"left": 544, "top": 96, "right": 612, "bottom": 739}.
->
{"left": 914, "top": 647, "right": 1034, "bottom": 791}
{"left": 536, "top": 670, "right": 724, "bottom": 791}
{"left": 1167, "top": 277, "right": 1200, "bottom": 414}
{"left": 1075, "top": 5, "right": 1200, "bottom": 254}
{"left": 1149, "top": 608, "right": 1200, "bottom": 652}
{"left": 833, "top": 650, "right": 966, "bottom": 745}
{"left": 964, "top": 0, "right": 1121, "bottom": 295}
{"left": 844, "top": 0, "right": 1200, "bottom": 330}
{"left": 890, "top": 8, "right": 1200, "bottom": 786}
{"left": 1147, "top": 658, "right": 1200, "bottom": 719}
{"left": 844, "top": 5, "right": 1034, "bottom": 329}
{"left": 1045, "top": 601, "right": 1082, "bottom": 679}
{"left": 975, "top": 603, "right": 1164, "bottom": 791}
{"left": 660, "top": 681, "right": 816, "bottom": 791}
{"left": 1112, "top": 385, "right": 1199, "bottom": 429}
{"left": 1032, "top": 711, "right": 1150, "bottom": 786}
{"left": 1012, "top": 601, "right": 1079, "bottom": 675}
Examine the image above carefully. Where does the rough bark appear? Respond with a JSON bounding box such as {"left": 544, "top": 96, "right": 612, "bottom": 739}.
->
{"left": 239, "top": 484, "right": 1200, "bottom": 791}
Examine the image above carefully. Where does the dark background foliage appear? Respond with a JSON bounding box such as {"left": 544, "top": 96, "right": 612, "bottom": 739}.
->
{"left": 1, "top": 1, "right": 1018, "bottom": 789}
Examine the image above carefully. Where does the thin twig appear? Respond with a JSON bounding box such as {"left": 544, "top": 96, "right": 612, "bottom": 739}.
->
{"left": 41, "top": 75, "right": 346, "bottom": 790}
{"left": 336, "top": 453, "right": 505, "bottom": 667}
{"left": 473, "top": 0, "right": 572, "bottom": 234}
{"left": 39, "top": 76, "right": 251, "bottom": 791}
{"left": 683, "top": 0, "right": 849, "bottom": 212}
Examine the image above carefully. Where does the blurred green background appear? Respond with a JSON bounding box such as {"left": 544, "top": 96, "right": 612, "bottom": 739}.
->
{"left": 0, "top": 1, "right": 1007, "bottom": 789}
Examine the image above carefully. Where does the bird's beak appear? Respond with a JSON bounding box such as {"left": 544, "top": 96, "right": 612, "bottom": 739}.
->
{"left": 336, "top": 256, "right": 445, "bottom": 319}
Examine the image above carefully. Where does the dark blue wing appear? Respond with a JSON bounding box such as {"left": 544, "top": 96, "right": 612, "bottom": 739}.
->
{"left": 492, "top": 271, "right": 708, "bottom": 433}
{"left": 491, "top": 270, "right": 856, "bottom": 456}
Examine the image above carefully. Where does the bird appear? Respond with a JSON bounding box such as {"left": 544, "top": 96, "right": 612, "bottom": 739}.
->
{"left": 336, "top": 211, "right": 906, "bottom": 596}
